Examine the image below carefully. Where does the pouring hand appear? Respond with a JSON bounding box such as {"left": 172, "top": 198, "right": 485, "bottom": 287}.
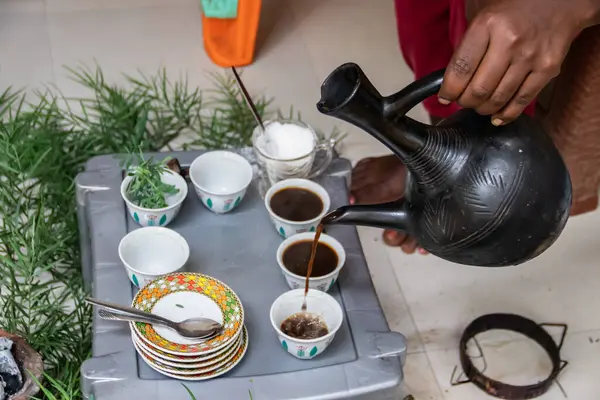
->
{"left": 437, "top": 0, "right": 600, "bottom": 125}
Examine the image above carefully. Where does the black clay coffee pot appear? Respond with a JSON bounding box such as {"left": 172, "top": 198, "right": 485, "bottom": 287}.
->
{"left": 317, "top": 63, "right": 572, "bottom": 267}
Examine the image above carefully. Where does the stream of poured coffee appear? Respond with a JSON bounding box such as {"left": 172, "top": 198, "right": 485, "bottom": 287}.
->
{"left": 301, "top": 223, "right": 324, "bottom": 311}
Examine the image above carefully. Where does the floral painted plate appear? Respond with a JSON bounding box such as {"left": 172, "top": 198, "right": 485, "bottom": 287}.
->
{"left": 133, "top": 327, "right": 244, "bottom": 374}
{"left": 131, "top": 272, "right": 244, "bottom": 355}
{"left": 136, "top": 326, "right": 249, "bottom": 381}
{"left": 131, "top": 327, "right": 241, "bottom": 364}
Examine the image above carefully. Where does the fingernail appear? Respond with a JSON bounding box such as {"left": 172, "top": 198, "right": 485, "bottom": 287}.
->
{"left": 492, "top": 118, "right": 504, "bottom": 126}
{"left": 418, "top": 248, "right": 427, "bottom": 255}
{"left": 349, "top": 196, "right": 355, "bottom": 205}
{"left": 438, "top": 97, "right": 450, "bottom": 105}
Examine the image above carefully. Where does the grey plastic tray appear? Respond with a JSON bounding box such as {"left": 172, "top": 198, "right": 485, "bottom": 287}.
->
{"left": 77, "top": 149, "right": 407, "bottom": 400}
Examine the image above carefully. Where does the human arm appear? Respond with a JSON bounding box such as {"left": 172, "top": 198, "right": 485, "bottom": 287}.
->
{"left": 438, "top": 0, "right": 600, "bottom": 125}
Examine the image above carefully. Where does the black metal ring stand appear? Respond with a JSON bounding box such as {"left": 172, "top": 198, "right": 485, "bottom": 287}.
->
{"left": 452, "top": 313, "right": 568, "bottom": 399}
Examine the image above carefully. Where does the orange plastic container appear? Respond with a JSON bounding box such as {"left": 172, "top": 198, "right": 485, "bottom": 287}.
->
{"left": 202, "top": 0, "right": 262, "bottom": 67}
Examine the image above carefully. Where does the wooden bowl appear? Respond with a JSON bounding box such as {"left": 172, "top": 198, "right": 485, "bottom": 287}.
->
{"left": 0, "top": 330, "right": 43, "bottom": 400}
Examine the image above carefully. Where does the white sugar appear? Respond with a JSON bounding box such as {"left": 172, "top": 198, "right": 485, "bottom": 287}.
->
{"left": 256, "top": 122, "right": 315, "bottom": 159}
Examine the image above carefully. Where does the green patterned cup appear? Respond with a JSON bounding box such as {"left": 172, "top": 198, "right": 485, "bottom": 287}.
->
{"left": 270, "top": 289, "right": 343, "bottom": 360}
{"left": 189, "top": 151, "right": 253, "bottom": 214}
{"left": 264, "top": 179, "right": 330, "bottom": 239}
{"left": 121, "top": 170, "right": 188, "bottom": 227}
{"left": 118, "top": 227, "right": 190, "bottom": 288}
{"left": 276, "top": 232, "right": 345, "bottom": 292}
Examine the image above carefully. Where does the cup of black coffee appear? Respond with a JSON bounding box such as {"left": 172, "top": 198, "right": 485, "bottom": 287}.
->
{"left": 276, "top": 232, "right": 345, "bottom": 292}
{"left": 264, "top": 178, "right": 330, "bottom": 239}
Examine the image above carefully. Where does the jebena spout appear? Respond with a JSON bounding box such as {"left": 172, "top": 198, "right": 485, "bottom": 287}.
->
{"left": 322, "top": 201, "right": 410, "bottom": 232}
{"left": 317, "top": 62, "right": 382, "bottom": 116}
{"left": 317, "top": 63, "right": 426, "bottom": 157}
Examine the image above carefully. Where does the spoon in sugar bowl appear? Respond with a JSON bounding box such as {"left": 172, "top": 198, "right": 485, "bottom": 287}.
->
{"left": 86, "top": 298, "right": 223, "bottom": 339}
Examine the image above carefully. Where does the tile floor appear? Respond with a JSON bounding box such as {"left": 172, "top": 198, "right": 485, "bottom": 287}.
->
{"left": 2, "top": 0, "right": 599, "bottom": 398}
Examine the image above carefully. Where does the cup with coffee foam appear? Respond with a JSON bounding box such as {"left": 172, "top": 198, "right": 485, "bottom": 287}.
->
{"left": 270, "top": 289, "right": 343, "bottom": 360}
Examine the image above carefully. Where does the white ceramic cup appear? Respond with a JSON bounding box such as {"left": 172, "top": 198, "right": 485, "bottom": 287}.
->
{"left": 121, "top": 170, "right": 188, "bottom": 227}
{"left": 189, "top": 151, "right": 253, "bottom": 214}
{"left": 264, "top": 178, "right": 330, "bottom": 239}
{"left": 276, "top": 232, "right": 346, "bottom": 292}
{"left": 118, "top": 227, "right": 190, "bottom": 288}
{"left": 270, "top": 289, "right": 343, "bottom": 360}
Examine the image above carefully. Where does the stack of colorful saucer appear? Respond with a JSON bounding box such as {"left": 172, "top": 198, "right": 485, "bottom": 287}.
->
{"left": 129, "top": 272, "right": 248, "bottom": 381}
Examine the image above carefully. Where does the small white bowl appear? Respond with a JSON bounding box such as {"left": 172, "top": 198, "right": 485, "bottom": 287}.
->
{"left": 276, "top": 232, "right": 346, "bottom": 292}
{"left": 264, "top": 178, "right": 330, "bottom": 239}
{"left": 121, "top": 170, "right": 188, "bottom": 227}
{"left": 270, "top": 289, "right": 343, "bottom": 360}
{"left": 118, "top": 227, "right": 190, "bottom": 288}
{"left": 189, "top": 151, "right": 253, "bottom": 214}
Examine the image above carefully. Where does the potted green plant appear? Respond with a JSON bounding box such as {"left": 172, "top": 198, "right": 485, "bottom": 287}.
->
{"left": 120, "top": 152, "right": 188, "bottom": 227}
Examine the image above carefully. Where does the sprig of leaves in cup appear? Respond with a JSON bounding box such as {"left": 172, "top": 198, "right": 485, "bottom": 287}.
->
{"left": 123, "top": 151, "right": 180, "bottom": 209}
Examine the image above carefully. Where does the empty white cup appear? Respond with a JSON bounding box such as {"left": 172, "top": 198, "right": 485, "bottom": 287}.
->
{"left": 118, "top": 227, "right": 190, "bottom": 288}
{"left": 276, "top": 232, "right": 346, "bottom": 292}
{"left": 270, "top": 289, "right": 343, "bottom": 360}
{"left": 264, "top": 178, "right": 330, "bottom": 239}
{"left": 189, "top": 151, "right": 253, "bottom": 214}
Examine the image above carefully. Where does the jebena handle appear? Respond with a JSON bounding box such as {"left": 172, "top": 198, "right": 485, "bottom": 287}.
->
{"left": 307, "top": 138, "right": 335, "bottom": 179}
{"left": 383, "top": 69, "right": 445, "bottom": 121}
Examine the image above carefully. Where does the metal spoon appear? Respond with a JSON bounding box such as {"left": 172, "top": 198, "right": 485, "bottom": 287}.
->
{"left": 97, "top": 310, "right": 220, "bottom": 340}
{"left": 86, "top": 298, "right": 222, "bottom": 339}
